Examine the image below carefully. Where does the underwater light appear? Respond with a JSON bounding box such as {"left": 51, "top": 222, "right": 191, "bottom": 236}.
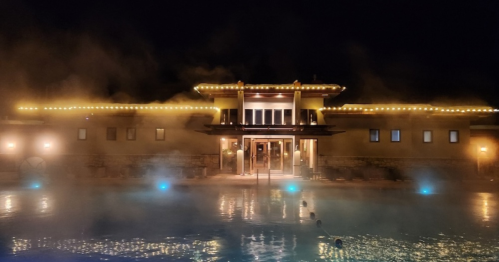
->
{"left": 286, "top": 184, "right": 299, "bottom": 193}
{"left": 30, "top": 182, "right": 41, "bottom": 189}
{"left": 157, "top": 182, "right": 170, "bottom": 191}
{"left": 419, "top": 186, "right": 433, "bottom": 195}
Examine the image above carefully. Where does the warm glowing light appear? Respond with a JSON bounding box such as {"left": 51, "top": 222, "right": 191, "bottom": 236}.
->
{"left": 480, "top": 146, "right": 487, "bottom": 152}
{"left": 7, "top": 143, "right": 15, "bottom": 149}
{"left": 44, "top": 143, "right": 51, "bottom": 149}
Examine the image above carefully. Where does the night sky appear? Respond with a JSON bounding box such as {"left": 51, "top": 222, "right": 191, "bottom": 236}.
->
{"left": 0, "top": 0, "right": 498, "bottom": 112}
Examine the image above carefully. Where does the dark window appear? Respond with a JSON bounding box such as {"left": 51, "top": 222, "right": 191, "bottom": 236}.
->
{"left": 264, "top": 109, "right": 272, "bottom": 125}
{"left": 126, "top": 128, "right": 136, "bottom": 141}
{"left": 449, "top": 130, "right": 459, "bottom": 143}
{"left": 391, "top": 129, "right": 401, "bottom": 142}
{"left": 255, "top": 110, "right": 263, "bottom": 125}
{"left": 220, "top": 109, "right": 229, "bottom": 124}
{"left": 370, "top": 129, "right": 380, "bottom": 142}
{"left": 423, "top": 130, "right": 432, "bottom": 143}
{"left": 309, "top": 109, "right": 317, "bottom": 124}
{"left": 156, "top": 128, "right": 165, "bottom": 141}
{"left": 284, "top": 109, "right": 292, "bottom": 125}
{"left": 229, "top": 109, "right": 238, "bottom": 125}
{"left": 245, "top": 109, "right": 253, "bottom": 125}
{"left": 78, "top": 128, "right": 87, "bottom": 140}
{"left": 300, "top": 109, "right": 308, "bottom": 125}
{"left": 274, "top": 110, "right": 282, "bottom": 125}
{"left": 107, "top": 127, "right": 117, "bottom": 141}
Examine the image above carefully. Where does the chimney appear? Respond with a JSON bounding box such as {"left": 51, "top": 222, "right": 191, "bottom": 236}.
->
{"left": 293, "top": 80, "right": 301, "bottom": 88}
{"left": 237, "top": 80, "right": 244, "bottom": 88}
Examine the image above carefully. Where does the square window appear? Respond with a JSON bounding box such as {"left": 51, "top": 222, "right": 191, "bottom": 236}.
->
{"left": 156, "top": 128, "right": 165, "bottom": 141}
{"left": 126, "top": 128, "right": 136, "bottom": 141}
{"left": 369, "top": 129, "right": 380, "bottom": 142}
{"left": 391, "top": 129, "right": 401, "bottom": 142}
{"left": 78, "top": 128, "right": 87, "bottom": 140}
{"left": 423, "top": 130, "right": 432, "bottom": 143}
{"left": 449, "top": 130, "right": 459, "bottom": 143}
{"left": 107, "top": 127, "right": 117, "bottom": 141}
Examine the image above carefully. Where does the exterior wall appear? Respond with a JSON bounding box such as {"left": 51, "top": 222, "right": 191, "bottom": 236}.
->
{"left": 318, "top": 114, "right": 475, "bottom": 179}
{"left": 322, "top": 115, "right": 470, "bottom": 158}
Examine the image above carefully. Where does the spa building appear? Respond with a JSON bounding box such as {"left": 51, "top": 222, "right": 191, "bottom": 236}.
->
{"left": 4, "top": 81, "right": 499, "bottom": 179}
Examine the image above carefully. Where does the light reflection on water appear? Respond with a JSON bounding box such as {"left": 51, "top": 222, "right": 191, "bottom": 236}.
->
{"left": 0, "top": 187, "right": 498, "bottom": 261}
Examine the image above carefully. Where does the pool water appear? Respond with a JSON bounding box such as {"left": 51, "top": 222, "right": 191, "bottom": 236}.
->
{"left": 0, "top": 184, "right": 497, "bottom": 261}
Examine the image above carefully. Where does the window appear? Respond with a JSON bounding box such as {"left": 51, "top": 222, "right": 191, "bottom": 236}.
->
{"left": 370, "top": 129, "right": 380, "bottom": 142}
{"left": 220, "top": 109, "right": 238, "bottom": 125}
{"left": 274, "top": 109, "right": 282, "bottom": 125}
{"left": 106, "top": 127, "right": 117, "bottom": 141}
{"left": 300, "top": 109, "right": 317, "bottom": 124}
{"left": 126, "top": 128, "right": 136, "bottom": 141}
{"left": 220, "top": 109, "right": 229, "bottom": 124}
{"left": 78, "top": 128, "right": 87, "bottom": 140}
{"left": 229, "top": 109, "right": 238, "bottom": 125}
{"left": 255, "top": 110, "right": 263, "bottom": 125}
{"left": 284, "top": 109, "right": 292, "bottom": 125}
{"left": 449, "top": 130, "right": 459, "bottom": 143}
{"left": 300, "top": 109, "right": 308, "bottom": 125}
{"left": 156, "top": 128, "right": 165, "bottom": 141}
{"left": 245, "top": 109, "right": 253, "bottom": 125}
{"left": 391, "top": 129, "right": 401, "bottom": 142}
{"left": 264, "top": 109, "right": 272, "bottom": 125}
{"left": 423, "top": 130, "right": 432, "bottom": 143}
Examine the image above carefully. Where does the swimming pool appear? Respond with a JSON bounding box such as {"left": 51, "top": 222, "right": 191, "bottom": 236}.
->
{"left": 0, "top": 184, "right": 497, "bottom": 261}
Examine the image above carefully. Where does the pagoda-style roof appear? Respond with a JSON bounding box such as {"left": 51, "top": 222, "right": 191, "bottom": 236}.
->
{"left": 194, "top": 81, "right": 345, "bottom": 98}
{"left": 320, "top": 104, "right": 499, "bottom": 116}
{"left": 197, "top": 124, "right": 344, "bottom": 136}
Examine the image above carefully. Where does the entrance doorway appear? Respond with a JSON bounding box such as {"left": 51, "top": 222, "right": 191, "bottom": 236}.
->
{"left": 244, "top": 138, "right": 293, "bottom": 174}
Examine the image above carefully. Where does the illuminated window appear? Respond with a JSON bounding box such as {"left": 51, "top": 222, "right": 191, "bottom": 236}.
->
{"left": 370, "top": 129, "right": 380, "bottom": 142}
{"left": 78, "top": 128, "right": 87, "bottom": 140}
{"left": 126, "top": 128, "right": 136, "bottom": 141}
{"left": 155, "top": 128, "right": 165, "bottom": 141}
{"left": 423, "top": 130, "right": 432, "bottom": 143}
{"left": 106, "top": 127, "right": 117, "bottom": 141}
{"left": 391, "top": 129, "right": 401, "bottom": 142}
{"left": 220, "top": 109, "right": 237, "bottom": 125}
{"left": 449, "top": 130, "right": 459, "bottom": 143}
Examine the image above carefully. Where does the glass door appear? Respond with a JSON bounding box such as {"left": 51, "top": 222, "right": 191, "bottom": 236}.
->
{"left": 269, "top": 140, "right": 283, "bottom": 173}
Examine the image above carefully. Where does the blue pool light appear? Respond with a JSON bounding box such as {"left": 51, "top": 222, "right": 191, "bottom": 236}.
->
{"left": 30, "top": 182, "right": 41, "bottom": 189}
{"left": 419, "top": 186, "right": 433, "bottom": 195}
{"left": 286, "top": 184, "right": 299, "bottom": 193}
{"left": 157, "top": 182, "right": 170, "bottom": 191}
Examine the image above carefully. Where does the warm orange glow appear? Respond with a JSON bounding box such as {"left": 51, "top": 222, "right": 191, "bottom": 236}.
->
{"left": 480, "top": 146, "right": 487, "bottom": 152}
{"left": 44, "top": 143, "right": 52, "bottom": 149}
{"left": 319, "top": 104, "right": 498, "bottom": 115}
{"left": 7, "top": 143, "right": 15, "bottom": 149}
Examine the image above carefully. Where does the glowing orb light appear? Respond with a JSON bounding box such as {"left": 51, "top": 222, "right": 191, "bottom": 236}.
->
{"left": 30, "top": 182, "right": 41, "bottom": 189}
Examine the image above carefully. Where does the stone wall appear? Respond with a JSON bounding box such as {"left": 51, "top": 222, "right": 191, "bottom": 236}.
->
{"left": 319, "top": 155, "right": 477, "bottom": 180}
{"left": 47, "top": 154, "right": 220, "bottom": 178}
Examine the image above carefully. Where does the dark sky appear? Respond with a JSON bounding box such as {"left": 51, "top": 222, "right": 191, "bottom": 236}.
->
{"left": 0, "top": 0, "right": 498, "bottom": 110}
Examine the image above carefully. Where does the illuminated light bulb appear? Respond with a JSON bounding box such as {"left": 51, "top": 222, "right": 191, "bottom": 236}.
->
{"left": 333, "top": 87, "right": 336, "bottom": 89}
{"left": 370, "top": 109, "right": 373, "bottom": 111}
{"left": 403, "top": 108, "right": 406, "bottom": 110}
{"left": 49, "top": 107, "right": 53, "bottom": 110}
{"left": 328, "top": 107, "right": 331, "bottom": 109}
{"left": 333, "top": 108, "right": 336, "bottom": 110}
{"left": 375, "top": 108, "right": 379, "bottom": 110}
{"left": 354, "top": 108, "right": 357, "bottom": 110}
{"left": 478, "top": 109, "right": 482, "bottom": 112}
{"left": 381, "top": 108, "right": 384, "bottom": 110}
{"left": 44, "top": 107, "right": 47, "bottom": 110}
{"left": 430, "top": 108, "right": 433, "bottom": 110}
{"left": 360, "top": 108, "right": 363, "bottom": 110}
{"left": 29, "top": 108, "right": 33, "bottom": 110}
{"left": 424, "top": 108, "right": 427, "bottom": 110}
{"left": 397, "top": 108, "right": 400, "bottom": 110}
{"left": 7, "top": 143, "right": 15, "bottom": 149}
{"left": 467, "top": 109, "right": 470, "bottom": 111}
{"left": 457, "top": 109, "right": 460, "bottom": 112}
{"left": 19, "top": 107, "right": 23, "bottom": 110}
{"left": 387, "top": 108, "right": 390, "bottom": 110}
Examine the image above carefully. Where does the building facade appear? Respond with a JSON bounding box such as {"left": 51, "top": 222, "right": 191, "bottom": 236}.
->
{"left": 3, "top": 81, "right": 498, "bottom": 180}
